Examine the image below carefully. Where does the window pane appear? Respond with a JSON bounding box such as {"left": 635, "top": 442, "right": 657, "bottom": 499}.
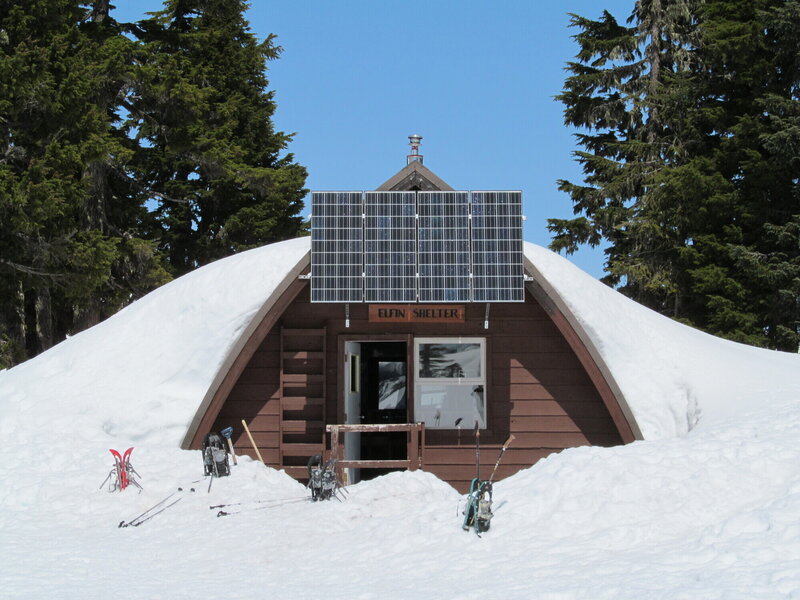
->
{"left": 415, "top": 383, "right": 486, "bottom": 429}
{"left": 417, "top": 343, "right": 482, "bottom": 379}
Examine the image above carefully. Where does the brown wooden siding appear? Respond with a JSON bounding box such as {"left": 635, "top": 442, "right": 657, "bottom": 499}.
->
{"left": 211, "top": 282, "right": 624, "bottom": 492}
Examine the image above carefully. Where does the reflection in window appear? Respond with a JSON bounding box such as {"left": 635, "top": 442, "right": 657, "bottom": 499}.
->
{"left": 417, "top": 384, "right": 485, "bottom": 428}
{"left": 414, "top": 338, "right": 486, "bottom": 429}
{"left": 417, "top": 342, "right": 482, "bottom": 379}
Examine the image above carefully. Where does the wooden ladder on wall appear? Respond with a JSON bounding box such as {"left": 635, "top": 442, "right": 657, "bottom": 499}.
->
{"left": 279, "top": 327, "right": 326, "bottom": 480}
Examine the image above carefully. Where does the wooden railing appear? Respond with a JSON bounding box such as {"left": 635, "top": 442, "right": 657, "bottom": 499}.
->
{"left": 326, "top": 422, "right": 426, "bottom": 471}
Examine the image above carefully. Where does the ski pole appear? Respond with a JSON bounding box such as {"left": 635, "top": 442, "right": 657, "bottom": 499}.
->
{"left": 127, "top": 497, "right": 183, "bottom": 527}
{"left": 474, "top": 421, "right": 480, "bottom": 482}
{"left": 488, "top": 434, "right": 515, "bottom": 483}
{"left": 209, "top": 497, "right": 301, "bottom": 510}
{"left": 216, "top": 497, "right": 308, "bottom": 517}
{"left": 120, "top": 491, "right": 178, "bottom": 527}
{"left": 119, "top": 486, "right": 194, "bottom": 528}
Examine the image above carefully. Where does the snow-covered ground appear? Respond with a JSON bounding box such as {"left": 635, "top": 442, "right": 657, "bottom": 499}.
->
{"left": 1, "top": 239, "right": 799, "bottom": 599}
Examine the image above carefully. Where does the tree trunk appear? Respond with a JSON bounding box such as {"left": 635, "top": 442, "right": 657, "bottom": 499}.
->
{"left": 37, "top": 286, "right": 54, "bottom": 352}
{"left": 92, "top": 0, "right": 111, "bottom": 23}
{"left": 74, "top": 297, "right": 103, "bottom": 333}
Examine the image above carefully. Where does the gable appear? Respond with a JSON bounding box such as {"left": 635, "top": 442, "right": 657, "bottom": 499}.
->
{"left": 376, "top": 160, "right": 454, "bottom": 191}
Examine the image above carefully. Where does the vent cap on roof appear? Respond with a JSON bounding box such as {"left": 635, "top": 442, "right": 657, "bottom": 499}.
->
{"left": 407, "top": 134, "right": 423, "bottom": 165}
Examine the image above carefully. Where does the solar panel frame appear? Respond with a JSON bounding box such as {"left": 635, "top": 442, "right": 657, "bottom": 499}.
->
{"left": 417, "top": 191, "right": 471, "bottom": 302}
{"left": 470, "top": 191, "right": 525, "bottom": 302}
{"left": 363, "top": 191, "right": 417, "bottom": 303}
{"left": 310, "top": 191, "right": 364, "bottom": 303}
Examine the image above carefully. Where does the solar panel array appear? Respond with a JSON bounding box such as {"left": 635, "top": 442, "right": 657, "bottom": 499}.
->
{"left": 310, "top": 190, "right": 523, "bottom": 302}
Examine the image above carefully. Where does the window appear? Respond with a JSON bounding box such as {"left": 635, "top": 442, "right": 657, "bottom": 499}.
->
{"left": 413, "top": 337, "right": 486, "bottom": 429}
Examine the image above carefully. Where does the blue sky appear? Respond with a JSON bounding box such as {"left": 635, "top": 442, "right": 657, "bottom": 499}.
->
{"left": 112, "top": 1, "right": 636, "bottom": 279}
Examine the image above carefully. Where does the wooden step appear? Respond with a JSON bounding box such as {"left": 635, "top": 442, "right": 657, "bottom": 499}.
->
{"left": 283, "top": 351, "right": 324, "bottom": 360}
{"left": 281, "top": 443, "right": 325, "bottom": 457}
{"left": 282, "top": 328, "right": 326, "bottom": 336}
{"left": 282, "top": 373, "right": 324, "bottom": 384}
{"left": 281, "top": 420, "right": 324, "bottom": 433}
{"left": 281, "top": 397, "right": 324, "bottom": 410}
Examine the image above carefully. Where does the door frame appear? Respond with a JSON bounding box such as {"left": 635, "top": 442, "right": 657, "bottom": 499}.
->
{"left": 336, "top": 334, "right": 415, "bottom": 483}
{"left": 336, "top": 334, "right": 415, "bottom": 424}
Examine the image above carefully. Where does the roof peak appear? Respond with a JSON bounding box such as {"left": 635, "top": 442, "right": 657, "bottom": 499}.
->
{"left": 376, "top": 135, "right": 453, "bottom": 191}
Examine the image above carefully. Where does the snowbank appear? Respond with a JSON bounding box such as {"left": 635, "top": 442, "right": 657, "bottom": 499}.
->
{"left": 1, "top": 237, "right": 799, "bottom": 599}
{"left": 526, "top": 242, "right": 800, "bottom": 439}
{"left": 0, "top": 237, "right": 310, "bottom": 450}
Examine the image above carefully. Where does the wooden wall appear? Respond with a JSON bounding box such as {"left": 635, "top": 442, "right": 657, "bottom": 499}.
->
{"left": 211, "top": 282, "right": 624, "bottom": 493}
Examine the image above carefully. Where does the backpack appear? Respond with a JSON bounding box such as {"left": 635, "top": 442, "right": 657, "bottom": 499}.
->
{"left": 202, "top": 432, "right": 230, "bottom": 478}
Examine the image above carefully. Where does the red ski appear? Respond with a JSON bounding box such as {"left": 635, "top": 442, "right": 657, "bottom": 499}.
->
{"left": 101, "top": 447, "right": 141, "bottom": 492}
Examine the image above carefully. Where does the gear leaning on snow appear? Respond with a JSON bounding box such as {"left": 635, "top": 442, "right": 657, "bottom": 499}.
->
{"left": 306, "top": 454, "right": 344, "bottom": 501}
{"left": 202, "top": 432, "right": 231, "bottom": 478}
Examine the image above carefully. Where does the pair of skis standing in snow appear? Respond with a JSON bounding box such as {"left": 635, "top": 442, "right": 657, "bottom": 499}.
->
{"left": 100, "top": 447, "right": 142, "bottom": 493}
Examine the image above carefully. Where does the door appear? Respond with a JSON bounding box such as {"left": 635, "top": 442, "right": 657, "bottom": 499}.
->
{"left": 343, "top": 341, "right": 361, "bottom": 484}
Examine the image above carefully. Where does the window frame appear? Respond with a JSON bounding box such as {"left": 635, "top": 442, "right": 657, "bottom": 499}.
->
{"left": 413, "top": 337, "right": 487, "bottom": 429}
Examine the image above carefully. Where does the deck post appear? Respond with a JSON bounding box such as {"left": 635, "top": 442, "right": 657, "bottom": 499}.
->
{"left": 409, "top": 427, "right": 419, "bottom": 470}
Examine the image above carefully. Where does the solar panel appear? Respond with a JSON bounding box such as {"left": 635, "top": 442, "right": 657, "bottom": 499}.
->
{"left": 310, "top": 189, "right": 524, "bottom": 303}
{"left": 310, "top": 191, "right": 364, "bottom": 302}
{"left": 470, "top": 191, "right": 524, "bottom": 302}
{"left": 417, "top": 192, "right": 470, "bottom": 302}
{"left": 364, "top": 191, "right": 417, "bottom": 302}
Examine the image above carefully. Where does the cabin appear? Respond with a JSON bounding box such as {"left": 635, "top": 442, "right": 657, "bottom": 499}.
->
{"left": 182, "top": 137, "right": 642, "bottom": 492}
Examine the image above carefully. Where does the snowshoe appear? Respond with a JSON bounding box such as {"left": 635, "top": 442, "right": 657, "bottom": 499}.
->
{"left": 202, "top": 431, "right": 230, "bottom": 477}
{"left": 307, "top": 454, "right": 341, "bottom": 501}
{"left": 463, "top": 478, "right": 493, "bottom": 533}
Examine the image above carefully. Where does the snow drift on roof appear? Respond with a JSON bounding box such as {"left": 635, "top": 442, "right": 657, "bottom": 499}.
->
{"left": 1, "top": 236, "right": 797, "bottom": 450}
{"left": 0, "top": 237, "right": 310, "bottom": 449}
{"left": 524, "top": 242, "right": 800, "bottom": 439}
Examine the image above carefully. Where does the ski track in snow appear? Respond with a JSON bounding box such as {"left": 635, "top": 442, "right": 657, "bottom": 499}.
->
{"left": 1, "top": 239, "right": 799, "bottom": 598}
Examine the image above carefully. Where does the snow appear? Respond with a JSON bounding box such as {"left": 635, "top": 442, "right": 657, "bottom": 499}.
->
{"left": 524, "top": 242, "right": 800, "bottom": 439}
{"left": 1, "top": 238, "right": 799, "bottom": 599}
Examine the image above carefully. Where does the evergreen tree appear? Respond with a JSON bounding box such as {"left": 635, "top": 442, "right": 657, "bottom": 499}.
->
{"left": 551, "top": 0, "right": 799, "bottom": 350}
{"left": 0, "top": 0, "right": 305, "bottom": 368}
{"left": 550, "top": 0, "right": 699, "bottom": 313}
{"left": 674, "top": 0, "right": 800, "bottom": 349}
{"left": 0, "top": 1, "right": 168, "bottom": 366}
{"left": 130, "top": 0, "right": 307, "bottom": 277}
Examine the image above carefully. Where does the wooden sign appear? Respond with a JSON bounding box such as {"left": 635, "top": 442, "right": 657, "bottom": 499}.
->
{"left": 369, "top": 304, "right": 465, "bottom": 323}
